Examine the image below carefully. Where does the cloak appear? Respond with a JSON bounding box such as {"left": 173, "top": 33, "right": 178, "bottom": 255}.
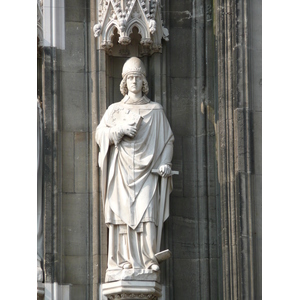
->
{"left": 95, "top": 96, "right": 174, "bottom": 230}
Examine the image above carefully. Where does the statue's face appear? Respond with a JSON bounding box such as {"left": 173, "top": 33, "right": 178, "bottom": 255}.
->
{"left": 126, "top": 73, "right": 143, "bottom": 94}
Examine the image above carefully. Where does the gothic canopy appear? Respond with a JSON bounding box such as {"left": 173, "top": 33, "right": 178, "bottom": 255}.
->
{"left": 93, "top": 0, "right": 169, "bottom": 54}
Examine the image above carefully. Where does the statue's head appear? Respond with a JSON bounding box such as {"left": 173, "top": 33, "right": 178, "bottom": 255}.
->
{"left": 120, "top": 57, "right": 149, "bottom": 96}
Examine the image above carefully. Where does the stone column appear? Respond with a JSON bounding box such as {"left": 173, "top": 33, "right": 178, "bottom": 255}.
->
{"left": 214, "top": 0, "right": 261, "bottom": 298}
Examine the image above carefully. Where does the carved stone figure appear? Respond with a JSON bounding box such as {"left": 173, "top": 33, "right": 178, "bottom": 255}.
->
{"left": 95, "top": 57, "right": 174, "bottom": 281}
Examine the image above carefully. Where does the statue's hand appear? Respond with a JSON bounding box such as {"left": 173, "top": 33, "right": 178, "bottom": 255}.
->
{"left": 159, "top": 165, "right": 171, "bottom": 178}
{"left": 122, "top": 124, "right": 137, "bottom": 138}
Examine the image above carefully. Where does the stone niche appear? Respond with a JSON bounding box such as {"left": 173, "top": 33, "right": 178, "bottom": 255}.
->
{"left": 94, "top": 2, "right": 171, "bottom": 300}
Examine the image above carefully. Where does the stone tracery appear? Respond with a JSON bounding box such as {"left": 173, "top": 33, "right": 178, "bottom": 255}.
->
{"left": 93, "top": 0, "right": 168, "bottom": 54}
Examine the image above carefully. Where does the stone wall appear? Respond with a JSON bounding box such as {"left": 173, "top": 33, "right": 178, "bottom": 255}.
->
{"left": 43, "top": 0, "right": 100, "bottom": 299}
{"left": 165, "top": 0, "right": 222, "bottom": 299}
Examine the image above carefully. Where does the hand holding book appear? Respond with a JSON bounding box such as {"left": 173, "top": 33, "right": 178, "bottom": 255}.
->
{"left": 122, "top": 124, "right": 137, "bottom": 138}
{"left": 107, "top": 106, "right": 143, "bottom": 146}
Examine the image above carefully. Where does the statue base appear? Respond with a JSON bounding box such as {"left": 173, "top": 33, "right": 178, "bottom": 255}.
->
{"left": 102, "top": 280, "right": 162, "bottom": 300}
{"left": 105, "top": 269, "right": 160, "bottom": 282}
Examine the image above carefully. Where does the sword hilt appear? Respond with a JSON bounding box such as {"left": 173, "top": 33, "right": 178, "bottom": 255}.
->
{"left": 151, "top": 169, "right": 179, "bottom": 176}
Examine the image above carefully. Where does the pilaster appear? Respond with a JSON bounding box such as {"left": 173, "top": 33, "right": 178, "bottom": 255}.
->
{"left": 215, "top": 0, "right": 256, "bottom": 299}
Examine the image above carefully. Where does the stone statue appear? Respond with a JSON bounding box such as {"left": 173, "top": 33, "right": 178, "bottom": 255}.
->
{"left": 95, "top": 57, "right": 174, "bottom": 281}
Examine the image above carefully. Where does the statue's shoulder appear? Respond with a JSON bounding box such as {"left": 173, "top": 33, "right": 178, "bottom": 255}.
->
{"left": 107, "top": 102, "right": 122, "bottom": 111}
{"left": 146, "top": 100, "right": 163, "bottom": 110}
{"left": 109, "top": 101, "right": 122, "bottom": 108}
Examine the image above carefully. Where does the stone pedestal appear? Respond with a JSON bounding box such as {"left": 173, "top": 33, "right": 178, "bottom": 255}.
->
{"left": 102, "top": 281, "right": 162, "bottom": 300}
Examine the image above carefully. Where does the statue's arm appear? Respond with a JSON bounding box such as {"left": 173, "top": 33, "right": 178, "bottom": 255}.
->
{"left": 95, "top": 107, "right": 137, "bottom": 147}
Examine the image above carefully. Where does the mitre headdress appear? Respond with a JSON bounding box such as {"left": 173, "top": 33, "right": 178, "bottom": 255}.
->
{"left": 122, "top": 57, "right": 146, "bottom": 78}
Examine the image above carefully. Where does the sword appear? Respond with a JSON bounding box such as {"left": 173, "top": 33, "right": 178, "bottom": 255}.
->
{"left": 151, "top": 168, "right": 179, "bottom": 255}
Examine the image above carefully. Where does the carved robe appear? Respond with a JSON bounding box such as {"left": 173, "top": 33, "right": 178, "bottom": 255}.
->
{"left": 96, "top": 96, "right": 174, "bottom": 271}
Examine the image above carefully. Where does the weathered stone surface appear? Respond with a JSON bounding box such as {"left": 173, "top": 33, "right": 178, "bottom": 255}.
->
{"left": 253, "top": 112, "right": 262, "bottom": 174}
{"left": 62, "top": 193, "right": 89, "bottom": 256}
{"left": 61, "top": 22, "right": 86, "bottom": 72}
{"left": 249, "top": 0, "right": 262, "bottom": 113}
{"left": 182, "top": 162, "right": 197, "bottom": 198}
{"left": 69, "top": 285, "right": 87, "bottom": 300}
{"left": 170, "top": 78, "right": 195, "bottom": 136}
{"left": 170, "top": 159, "right": 183, "bottom": 198}
{"left": 74, "top": 132, "right": 88, "bottom": 192}
{"left": 62, "top": 131, "right": 75, "bottom": 192}
{"left": 65, "top": 0, "right": 88, "bottom": 22}
{"left": 171, "top": 196, "right": 198, "bottom": 220}
{"left": 61, "top": 72, "right": 88, "bottom": 131}
{"left": 63, "top": 255, "right": 87, "bottom": 284}
{"left": 173, "top": 259, "right": 200, "bottom": 299}
{"left": 169, "top": 4, "right": 194, "bottom": 29}
{"left": 171, "top": 216, "right": 199, "bottom": 259}
{"left": 168, "top": 0, "right": 194, "bottom": 15}
{"left": 253, "top": 173, "right": 262, "bottom": 299}
{"left": 169, "top": 29, "right": 193, "bottom": 78}
{"left": 209, "top": 258, "right": 222, "bottom": 299}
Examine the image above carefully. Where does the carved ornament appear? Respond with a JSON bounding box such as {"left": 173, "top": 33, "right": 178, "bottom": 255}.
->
{"left": 107, "top": 294, "right": 157, "bottom": 300}
{"left": 93, "top": 0, "right": 169, "bottom": 55}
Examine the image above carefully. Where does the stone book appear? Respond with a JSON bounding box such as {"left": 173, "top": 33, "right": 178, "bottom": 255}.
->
{"left": 106, "top": 106, "right": 143, "bottom": 131}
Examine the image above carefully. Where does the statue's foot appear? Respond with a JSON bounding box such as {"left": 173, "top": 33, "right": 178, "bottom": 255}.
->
{"left": 150, "top": 264, "right": 160, "bottom": 272}
{"left": 123, "top": 262, "right": 132, "bottom": 269}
